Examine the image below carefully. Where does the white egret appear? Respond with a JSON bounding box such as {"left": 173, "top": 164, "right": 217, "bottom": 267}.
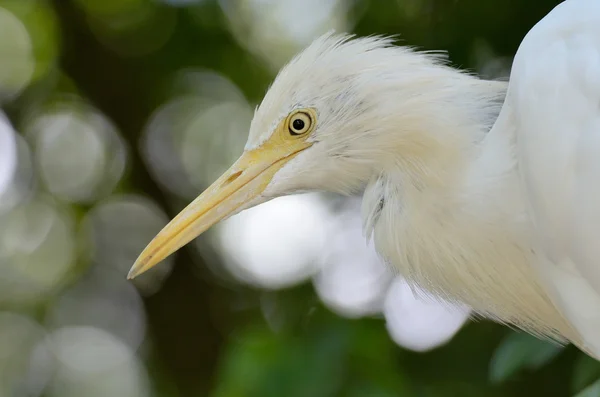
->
{"left": 129, "top": 0, "right": 600, "bottom": 358}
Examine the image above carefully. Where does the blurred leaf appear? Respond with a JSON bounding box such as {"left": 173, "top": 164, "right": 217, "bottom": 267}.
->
{"left": 212, "top": 308, "right": 416, "bottom": 397}
{"left": 342, "top": 382, "right": 404, "bottom": 397}
{"left": 342, "top": 319, "right": 413, "bottom": 396}
{"left": 572, "top": 354, "right": 600, "bottom": 394}
{"left": 489, "top": 332, "right": 563, "bottom": 383}
{"left": 573, "top": 378, "right": 600, "bottom": 397}
{"left": 417, "top": 381, "right": 506, "bottom": 397}
{"left": 211, "top": 313, "right": 351, "bottom": 397}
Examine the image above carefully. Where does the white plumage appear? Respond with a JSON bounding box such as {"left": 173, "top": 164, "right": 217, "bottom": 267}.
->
{"left": 130, "top": 0, "right": 600, "bottom": 359}
{"left": 511, "top": 0, "right": 600, "bottom": 356}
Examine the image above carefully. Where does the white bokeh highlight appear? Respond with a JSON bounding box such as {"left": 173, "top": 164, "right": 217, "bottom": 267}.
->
{"left": 212, "top": 192, "right": 471, "bottom": 352}
{"left": 314, "top": 198, "right": 394, "bottom": 318}
{"left": 26, "top": 104, "right": 128, "bottom": 203}
{"left": 215, "top": 193, "right": 331, "bottom": 289}
{"left": 219, "top": 0, "right": 350, "bottom": 70}
{"left": 0, "top": 111, "right": 17, "bottom": 198}
{"left": 45, "top": 326, "right": 150, "bottom": 397}
{"left": 384, "top": 278, "right": 471, "bottom": 352}
{"left": 0, "top": 132, "right": 35, "bottom": 214}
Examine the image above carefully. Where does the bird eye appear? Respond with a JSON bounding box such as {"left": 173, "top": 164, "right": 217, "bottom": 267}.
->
{"left": 288, "top": 111, "right": 312, "bottom": 136}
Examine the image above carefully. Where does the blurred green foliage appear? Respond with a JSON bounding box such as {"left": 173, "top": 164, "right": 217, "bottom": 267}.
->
{"left": 2, "top": 0, "right": 594, "bottom": 397}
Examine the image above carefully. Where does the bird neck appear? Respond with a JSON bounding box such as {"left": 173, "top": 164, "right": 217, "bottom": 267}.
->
{"left": 362, "top": 88, "right": 581, "bottom": 343}
{"left": 362, "top": 75, "right": 508, "bottom": 247}
{"left": 372, "top": 77, "right": 508, "bottom": 194}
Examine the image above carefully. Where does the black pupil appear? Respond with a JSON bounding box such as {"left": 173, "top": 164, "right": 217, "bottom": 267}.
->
{"left": 292, "top": 118, "right": 305, "bottom": 131}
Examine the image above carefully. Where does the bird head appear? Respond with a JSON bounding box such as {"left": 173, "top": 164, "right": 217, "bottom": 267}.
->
{"left": 128, "top": 32, "right": 505, "bottom": 279}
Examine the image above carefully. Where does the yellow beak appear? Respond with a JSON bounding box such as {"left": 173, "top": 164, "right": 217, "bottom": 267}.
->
{"left": 127, "top": 136, "right": 312, "bottom": 279}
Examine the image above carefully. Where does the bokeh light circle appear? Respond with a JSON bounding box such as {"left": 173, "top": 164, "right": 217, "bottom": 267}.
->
{"left": 0, "top": 5, "right": 35, "bottom": 101}
{"left": 180, "top": 101, "right": 252, "bottom": 189}
{"left": 142, "top": 69, "right": 250, "bottom": 199}
{"left": 46, "top": 326, "right": 150, "bottom": 397}
{"left": 314, "top": 198, "right": 394, "bottom": 318}
{"left": 214, "top": 193, "right": 331, "bottom": 289}
{"left": 74, "top": 0, "right": 177, "bottom": 57}
{"left": 0, "top": 111, "right": 18, "bottom": 198}
{"left": 26, "top": 103, "right": 128, "bottom": 204}
{"left": 383, "top": 278, "right": 471, "bottom": 352}
{"left": 0, "top": 312, "right": 52, "bottom": 397}
{"left": 83, "top": 194, "right": 173, "bottom": 295}
{"left": 0, "top": 197, "right": 76, "bottom": 305}
{"left": 47, "top": 266, "right": 146, "bottom": 351}
{"left": 0, "top": 132, "right": 35, "bottom": 214}
{"left": 220, "top": 0, "right": 351, "bottom": 70}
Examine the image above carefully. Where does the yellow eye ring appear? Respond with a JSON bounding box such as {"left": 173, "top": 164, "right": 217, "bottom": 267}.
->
{"left": 288, "top": 110, "right": 314, "bottom": 136}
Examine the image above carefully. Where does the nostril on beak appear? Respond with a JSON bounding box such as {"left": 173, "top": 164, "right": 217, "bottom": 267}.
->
{"left": 222, "top": 170, "right": 243, "bottom": 187}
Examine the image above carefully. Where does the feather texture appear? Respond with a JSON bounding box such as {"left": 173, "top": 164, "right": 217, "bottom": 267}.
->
{"left": 251, "top": 31, "right": 579, "bottom": 345}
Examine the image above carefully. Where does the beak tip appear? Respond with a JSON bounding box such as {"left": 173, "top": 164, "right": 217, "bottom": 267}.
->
{"left": 127, "top": 257, "right": 148, "bottom": 280}
{"left": 126, "top": 267, "right": 139, "bottom": 280}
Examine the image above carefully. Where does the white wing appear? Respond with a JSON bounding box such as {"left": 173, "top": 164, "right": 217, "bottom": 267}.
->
{"left": 511, "top": 0, "right": 600, "bottom": 356}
